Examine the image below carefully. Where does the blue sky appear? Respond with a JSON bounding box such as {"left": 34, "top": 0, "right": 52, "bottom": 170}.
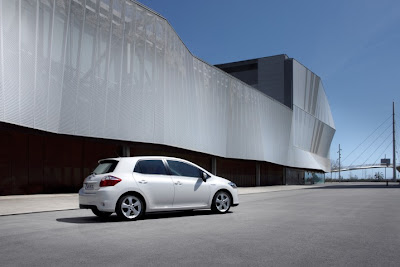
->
{"left": 138, "top": 0, "right": 400, "bottom": 178}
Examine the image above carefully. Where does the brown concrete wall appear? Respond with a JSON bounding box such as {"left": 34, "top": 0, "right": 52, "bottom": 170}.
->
{"left": 0, "top": 123, "right": 118, "bottom": 195}
{"left": 0, "top": 122, "right": 285, "bottom": 195}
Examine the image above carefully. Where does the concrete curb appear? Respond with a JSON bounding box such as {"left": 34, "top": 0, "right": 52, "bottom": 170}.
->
{"left": 237, "top": 184, "right": 329, "bottom": 195}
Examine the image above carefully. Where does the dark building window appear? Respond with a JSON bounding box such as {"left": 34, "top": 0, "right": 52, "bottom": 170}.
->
{"left": 216, "top": 62, "right": 258, "bottom": 88}
{"left": 215, "top": 55, "right": 293, "bottom": 109}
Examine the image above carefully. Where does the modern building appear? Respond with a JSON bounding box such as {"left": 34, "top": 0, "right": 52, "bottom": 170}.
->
{"left": 216, "top": 55, "right": 294, "bottom": 109}
{"left": 215, "top": 55, "right": 335, "bottom": 184}
{"left": 0, "top": 0, "right": 335, "bottom": 195}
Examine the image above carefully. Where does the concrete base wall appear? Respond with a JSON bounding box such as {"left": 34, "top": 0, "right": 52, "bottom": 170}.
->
{"left": 0, "top": 122, "right": 289, "bottom": 195}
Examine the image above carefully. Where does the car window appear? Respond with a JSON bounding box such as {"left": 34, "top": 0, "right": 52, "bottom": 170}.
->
{"left": 134, "top": 160, "right": 167, "bottom": 175}
{"left": 167, "top": 160, "right": 202, "bottom": 178}
{"left": 93, "top": 160, "right": 119, "bottom": 174}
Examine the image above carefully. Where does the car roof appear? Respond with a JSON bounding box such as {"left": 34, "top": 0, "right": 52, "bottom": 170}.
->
{"left": 98, "top": 156, "right": 208, "bottom": 173}
{"left": 99, "top": 156, "right": 197, "bottom": 164}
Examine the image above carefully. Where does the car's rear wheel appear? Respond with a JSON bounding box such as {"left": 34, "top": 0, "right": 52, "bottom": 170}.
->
{"left": 91, "top": 207, "right": 112, "bottom": 218}
{"left": 211, "top": 190, "right": 231, "bottom": 213}
{"left": 116, "top": 194, "right": 144, "bottom": 221}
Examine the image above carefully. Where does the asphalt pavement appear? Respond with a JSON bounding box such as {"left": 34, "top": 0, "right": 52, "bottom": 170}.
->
{"left": 0, "top": 184, "right": 332, "bottom": 216}
{"left": 1, "top": 182, "right": 400, "bottom": 266}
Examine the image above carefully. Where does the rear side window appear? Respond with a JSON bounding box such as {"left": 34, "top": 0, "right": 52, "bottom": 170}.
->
{"left": 134, "top": 160, "right": 167, "bottom": 175}
{"left": 167, "top": 160, "right": 202, "bottom": 178}
{"left": 93, "top": 160, "right": 119, "bottom": 174}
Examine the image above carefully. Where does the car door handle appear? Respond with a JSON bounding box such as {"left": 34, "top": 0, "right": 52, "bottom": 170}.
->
{"left": 138, "top": 180, "right": 147, "bottom": 184}
{"left": 174, "top": 181, "right": 182, "bottom": 186}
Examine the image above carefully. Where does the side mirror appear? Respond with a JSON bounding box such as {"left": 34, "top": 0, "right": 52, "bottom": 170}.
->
{"left": 202, "top": 172, "right": 208, "bottom": 182}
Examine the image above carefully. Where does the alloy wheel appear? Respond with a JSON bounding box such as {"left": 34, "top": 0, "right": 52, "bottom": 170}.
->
{"left": 215, "top": 191, "right": 231, "bottom": 213}
{"left": 120, "top": 195, "right": 142, "bottom": 220}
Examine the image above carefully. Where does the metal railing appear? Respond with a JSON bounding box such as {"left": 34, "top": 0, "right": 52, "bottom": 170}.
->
{"left": 331, "top": 163, "right": 393, "bottom": 172}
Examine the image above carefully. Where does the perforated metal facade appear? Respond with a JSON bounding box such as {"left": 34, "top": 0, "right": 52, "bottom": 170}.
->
{"left": 0, "top": 0, "right": 335, "bottom": 173}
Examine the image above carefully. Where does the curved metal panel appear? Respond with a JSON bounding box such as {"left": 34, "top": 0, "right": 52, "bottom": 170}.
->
{"left": 0, "top": 0, "right": 335, "bottom": 172}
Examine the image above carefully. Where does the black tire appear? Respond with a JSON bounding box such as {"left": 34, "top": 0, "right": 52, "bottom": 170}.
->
{"left": 116, "top": 194, "right": 145, "bottom": 221}
{"left": 91, "top": 207, "right": 112, "bottom": 218}
{"left": 211, "top": 190, "right": 232, "bottom": 214}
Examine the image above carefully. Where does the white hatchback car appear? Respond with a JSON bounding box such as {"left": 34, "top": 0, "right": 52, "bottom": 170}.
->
{"left": 79, "top": 156, "right": 239, "bottom": 220}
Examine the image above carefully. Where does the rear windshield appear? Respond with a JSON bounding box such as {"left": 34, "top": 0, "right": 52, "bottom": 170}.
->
{"left": 92, "top": 160, "right": 119, "bottom": 175}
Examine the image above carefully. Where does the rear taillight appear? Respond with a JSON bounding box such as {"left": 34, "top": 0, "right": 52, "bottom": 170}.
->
{"left": 100, "top": 176, "right": 121, "bottom": 187}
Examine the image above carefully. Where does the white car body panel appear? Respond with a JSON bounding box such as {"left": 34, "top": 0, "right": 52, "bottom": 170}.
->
{"left": 134, "top": 173, "right": 175, "bottom": 209}
{"left": 79, "top": 156, "right": 239, "bottom": 214}
{"left": 170, "top": 176, "right": 210, "bottom": 208}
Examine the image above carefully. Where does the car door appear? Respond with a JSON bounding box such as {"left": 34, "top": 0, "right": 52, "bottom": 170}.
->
{"left": 133, "top": 159, "right": 174, "bottom": 210}
{"left": 166, "top": 160, "right": 210, "bottom": 208}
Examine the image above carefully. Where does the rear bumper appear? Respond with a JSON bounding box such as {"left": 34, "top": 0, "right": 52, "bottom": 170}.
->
{"left": 79, "top": 188, "right": 118, "bottom": 212}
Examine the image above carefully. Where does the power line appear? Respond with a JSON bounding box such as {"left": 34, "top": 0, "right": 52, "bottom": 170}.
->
{"left": 372, "top": 141, "right": 392, "bottom": 165}
{"left": 342, "top": 114, "right": 392, "bottom": 164}
{"left": 362, "top": 131, "right": 392, "bottom": 166}
{"left": 348, "top": 122, "right": 393, "bottom": 166}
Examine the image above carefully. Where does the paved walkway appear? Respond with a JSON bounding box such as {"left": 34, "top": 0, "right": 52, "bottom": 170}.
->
{"left": 0, "top": 194, "right": 79, "bottom": 216}
{"left": 1, "top": 182, "right": 397, "bottom": 216}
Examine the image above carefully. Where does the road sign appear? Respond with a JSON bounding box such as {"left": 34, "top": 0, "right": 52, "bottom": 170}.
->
{"left": 381, "top": 158, "right": 390, "bottom": 166}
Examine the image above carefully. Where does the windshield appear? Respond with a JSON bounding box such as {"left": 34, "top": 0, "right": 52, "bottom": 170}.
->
{"left": 92, "top": 160, "right": 119, "bottom": 175}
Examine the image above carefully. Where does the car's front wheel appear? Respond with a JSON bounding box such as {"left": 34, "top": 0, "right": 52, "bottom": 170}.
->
{"left": 116, "top": 194, "right": 145, "bottom": 221}
{"left": 91, "top": 207, "right": 112, "bottom": 218}
{"left": 211, "top": 190, "right": 231, "bottom": 213}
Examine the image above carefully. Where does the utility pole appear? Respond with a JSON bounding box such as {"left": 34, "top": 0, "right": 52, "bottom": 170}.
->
{"left": 385, "top": 154, "right": 387, "bottom": 180}
{"left": 338, "top": 144, "right": 342, "bottom": 182}
{"left": 393, "top": 102, "right": 396, "bottom": 182}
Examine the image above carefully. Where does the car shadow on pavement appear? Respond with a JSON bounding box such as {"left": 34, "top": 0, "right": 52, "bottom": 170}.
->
{"left": 56, "top": 210, "right": 229, "bottom": 224}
